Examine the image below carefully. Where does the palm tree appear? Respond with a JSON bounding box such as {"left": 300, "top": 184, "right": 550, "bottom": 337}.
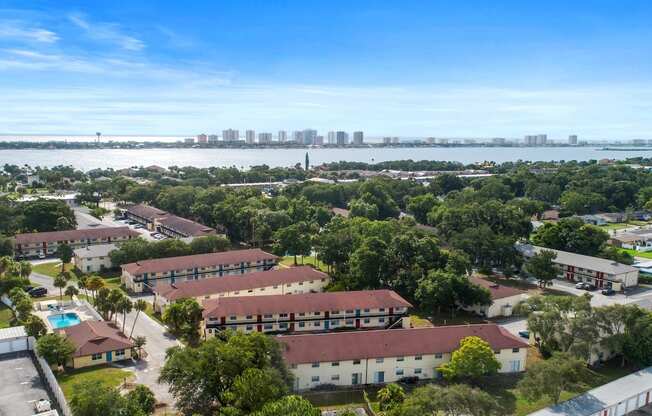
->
{"left": 85, "top": 276, "right": 105, "bottom": 304}
{"left": 117, "top": 297, "right": 133, "bottom": 333}
{"left": 77, "top": 276, "right": 89, "bottom": 300}
{"left": 130, "top": 299, "right": 148, "bottom": 339}
{"left": 64, "top": 285, "right": 79, "bottom": 301}
{"left": 0, "top": 256, "right": 13, "bottom": 276}
{"left": 18, "top": 261, "right": 32, "bottom": 279}
{"left": 53, "top": 275, "right": 67, "bottom": 301}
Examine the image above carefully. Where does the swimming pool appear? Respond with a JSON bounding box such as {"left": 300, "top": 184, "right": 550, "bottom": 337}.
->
{"left": 47, "top": 313, "right": 81, "bottom": 329}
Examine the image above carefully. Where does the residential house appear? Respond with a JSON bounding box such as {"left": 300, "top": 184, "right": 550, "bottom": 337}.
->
{"left": 595, "top": 212, "right": 626, "bottom": 224}
{"left": 73, "top": 244, "right": 116, "bottom": 273}
{"left": 464, "top": 277, "right": 529, "bottom": 318}
{"left": 121, "top": 249, "right": 279, "bottom": 293}
{"left": 202, "top": 289, "right": 411, "bottom": 336}
{"left": 577, "top": 214, "right": 607, "bottom": 226}
{"left": 152, "top": 266, "right": 329, "bottom": 313}
{"left": 14, "top": 227, "right": 139, "bottom": 258}
{"left": 331, "top": 208, "right": 350, "bottom": 218}
{"left": 123, "top": 203, "right": 222, "bottom": 239}
{"left": 519, "top": 244, "right": 639, "bottom": 291}
{"left": 61, "top": 321, "right": 134, "bottom": 368}
{"left": 540, "top": 209, "right": 560, "bottom": 221}
{"left": 278, "top": 324, "right": 528, "bottom": 391}
{"left": 609, "top": 229, "right": 652, "bottom": 251}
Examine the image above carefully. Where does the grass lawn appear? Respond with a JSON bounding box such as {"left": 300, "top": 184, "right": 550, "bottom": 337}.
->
{"left": 144, "top": 302, "right": 165, "bottom": 325}
{"left": 280, "top": 255, "right": 329, "bottom": 272}
{"left": 56, "top": 365, "right": 133, "bottom": 399}
{"left": 0, "top": 303, "right": 15, "bottom": 328}
{"left": 599, "top": 223, "right": 631, "bottom": 231}
{"left": 618, "top": 248, "right": 652, "bottom": 259}
{"left": 36, "top": 295, "right": 73, "bottom": 303}
{"left": 32, "top": 261, "right": 74, "bottom": 278}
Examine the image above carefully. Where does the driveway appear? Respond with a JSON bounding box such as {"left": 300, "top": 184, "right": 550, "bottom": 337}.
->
{"left": 0, "top": 352, "right": 53, "bottom": 416}
{"left": 115, "top": 302, "right": 179, "bottom": 408}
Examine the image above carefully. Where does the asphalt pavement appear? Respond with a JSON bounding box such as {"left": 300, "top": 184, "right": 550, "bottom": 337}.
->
{"left": 0, "top": 352, "right": 53, "bottom": 416}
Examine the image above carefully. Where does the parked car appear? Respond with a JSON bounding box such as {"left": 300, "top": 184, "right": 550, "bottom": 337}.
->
{"left": 134, "top": 224, "right": 145, "bottom": 229}
{"left": 37, "top": 253, "right": 46, "bottom": 259}
{"left": 518, "top": 330, "right": 530, "bottom": 339}
{"left": 28, "top": 287, "right": 48, "bottom": 297}
{"left": 575, "top": 282, "right": 596, "bottom": 291}
{"left": 601, "top": 288, "right": 616, "bottom": 296}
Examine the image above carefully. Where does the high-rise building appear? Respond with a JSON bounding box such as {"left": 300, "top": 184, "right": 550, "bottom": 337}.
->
{"left": 327, "top": 131, "right": 336, "bottom": 145}
{"left": 302, "top": 129, "right": 317, "bottom": 145}
{"left": 222, "top": 129, "right": 239, "bottom": 142}
{"left": 197, "top": 134, "right": 208, "bottom": 144}
{"left": 292, "top": 131, "right": 303, "bottom": 143}
{"left": 208, "top": 134, "right": 219, "bottom": 144}
{"left": 353, "top": 131, "right": 364, "bottom": 145}
{"left": 336, "top": 131, "right": 349, "bottom": 145}
{"left": 492, "top": 137, "right": 506, "bottom": 145}
{"left": 536, "top": 134, "right": 547, "bottom": 145}
{"left": 314, "top": 135, "right": 324, "bottom": 145}
{"left": 568, "top": 135, "right": 578, "bottom": 145}
{"left": 258, "top": 132, "right": 272, "bottom": 144}
{"left": 278, "top": 130, "right": 287, "bottom": 143}
{"left": 391, "top": 137, "right": 400, "bottom": 144}
{"left": 184, "top": 137, "right": 195, "bottom": 144}
{"left": 245, "top": 130, "right": 256, "bottom": 144}
{"left": 524, "top": 135, "right": 536, "bottom": 146}
{"left": 383, "top": 137, "right": 392, "bottom": 145}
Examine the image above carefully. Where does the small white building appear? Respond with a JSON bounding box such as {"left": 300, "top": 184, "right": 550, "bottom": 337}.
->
{"left": 0, "top": 326, "right": 29, "bottom": 355}
{"left": 74, "top": 244, "right": 116, "bottom": 273}
{"left": 465, "top": 277, "right": 529, "bottom": 318}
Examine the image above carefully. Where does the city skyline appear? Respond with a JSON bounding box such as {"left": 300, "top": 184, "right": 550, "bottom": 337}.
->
{"left": 1, "top": 1, "right": 651, "bottom": 138}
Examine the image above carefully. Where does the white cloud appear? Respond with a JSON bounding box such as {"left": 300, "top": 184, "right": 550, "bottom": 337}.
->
{"left": 68, "top": 13, "right": 145, "bottom": 51}
{"left": 0, "top": 20, "right": 58, "bottom": 43}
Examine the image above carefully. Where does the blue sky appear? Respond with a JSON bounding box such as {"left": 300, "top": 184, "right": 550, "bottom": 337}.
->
{"left": 1, "top": 1, "right": 651, "bottom": 139}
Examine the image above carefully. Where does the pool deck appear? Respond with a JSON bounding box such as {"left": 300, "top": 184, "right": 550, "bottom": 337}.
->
{"left": 34, "top": 300, "right": 99, "bottom": 332}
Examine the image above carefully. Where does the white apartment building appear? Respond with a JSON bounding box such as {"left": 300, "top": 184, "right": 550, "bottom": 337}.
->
{"left": 258, "top": 132, "right": 272, "bottom": 144}
{"left": 353, "top": 131, "right": 364, "bottom": 145}
{"left": 327, "top": 131, "right": 336, "bottom": 144}
{"left": 464, "top": 277, "right": 529, "bottom": 318}
{"left": 222, "top": 129, "right": 239, "bottom": 142}
{"left": 278, "top": 130, "right": 287, "bottom": 143}
{"left": 202, "top": 289, "right": 411, "bottom": 336}
{"left": 121, "top": 249, "right": 278, "bottom": 293}
{"left": 519, "top": 244, "right": 639, "bottom": 291}
{"left": 73, "top": 244, "right": 117, "bottom": 273}
{"left": 14, "top": 227, "right": 139, "bottom": 258}
{"left": 279, "top": 324, "right": 528, "bottom": 391}
{"left": 152, "top": 266, "right": 329, "bottom": 312}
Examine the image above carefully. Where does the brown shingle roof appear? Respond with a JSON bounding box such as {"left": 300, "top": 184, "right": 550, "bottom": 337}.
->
{"left": 125, "top": 203, "right": 167, "bottom": 220}
{"left": 154, "top": 266, "right": 326, "bottom": 301}
{"left": 157, "top": 215, "right": 216, "bottom": 237}
{"left": 278, "top": 324, "right": 528, "bottom": 365}
{"left": 15, "top": 227, "right": 139, "bottom": 245}
{"left": 62, "top": 321, "right": 134, "bottom": 357}
{"left": 122, "top": 248, "right": 278, "bottom": 276}
{"left": 470, "top": 277, "right": 527, "bottom": 300}
{"left": 202, "top": 289, "right": 411, "bottom": 318}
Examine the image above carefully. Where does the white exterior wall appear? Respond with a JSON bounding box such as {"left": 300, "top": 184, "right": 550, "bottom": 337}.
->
{"left": 153, "top": 276, "right": 331, "bottom": 312}
{"left": 18, "top": 235, "right": 133, "bottom": 257}
{"left": 74, "top": 254, "right": 113, "bottom": 273}
{"left": 204, "top": 307, "right": 409, "bottom": 336}
{"left": 465, "top": 294, "right": 528, "bottom": 318}
{"left": 290, "top": 347, "right": 527, "bottom": 391}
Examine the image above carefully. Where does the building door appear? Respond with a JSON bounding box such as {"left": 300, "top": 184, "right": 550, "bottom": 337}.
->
{"left": 106, "top": 351, "right": 113, "bottom": 362}
{"left": 374, "top": 371, "right": 384, "bottom": 383}
{"left": 351, "top": 373, "right": 359, "bottom": 385}
{"left": 289, "top": 323, "right": 295, "bottom": 331}
{"left": 355, "top": 319, "right": 360, "bottom": 328}
{"left": 325, "top": 320, "right": 330, "bottom": 330}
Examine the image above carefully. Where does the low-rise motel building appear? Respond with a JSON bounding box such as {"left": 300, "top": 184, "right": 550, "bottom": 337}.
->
{"left": 152, "top": 266, "right": 329, "bottom": 313}
{"left": 14, "top": 226, "right": 139, "bottom": 258}
{"left": 123, "top": 203, "right": 222, "bottom": 238}
{"left": 121, "top": 249, "right": 279, "bottom": 293}
{"left": 519, "top": 244, "right": 639, "bottom": 291}
{"left": 73, "top": 243, "right": 116, "bottom": 273}
{"left": 463, "top": 276, "right": 529, "bottom": 318}
{"left": 60, "top": 321, "right": 134, "bottom": 369}
{"left": 202, "top": 289, "right": 411, "bottom": 336}
{"left": 278, "top": 324, "right": 528, "bottom": 391}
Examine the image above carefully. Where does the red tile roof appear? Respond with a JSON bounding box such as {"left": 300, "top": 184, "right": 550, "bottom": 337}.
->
{"left": 154, "top": 266, "right": 326, "bottom": 301}
{"left": 15, "top": 227, "right": 139, "bottom": 245}
{"left": 278, "top": 324, "right": 528, "bottom": 364}
{"left": 202, "top": 289, "right": 411, "bottom": 318}
{"left": 125, "top": 204, "right": 167, "bottom": 220}
{"left": 62, "top": 321, "right": 134, "bottom": 357}
{"left": 122, "top": 248, "right": 278, "bottom": 276}
{"left": 470, "top": 277, "right": 527, "bottom": 300}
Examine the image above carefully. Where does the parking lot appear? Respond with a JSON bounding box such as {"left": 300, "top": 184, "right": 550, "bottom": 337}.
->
{"left": 0, "top": 352, "right": 53, "bottom": 416}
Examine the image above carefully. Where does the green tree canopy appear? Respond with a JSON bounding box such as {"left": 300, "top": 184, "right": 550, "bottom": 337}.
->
{"left": 438, "top": 336, "right": 501, "bottom": 381}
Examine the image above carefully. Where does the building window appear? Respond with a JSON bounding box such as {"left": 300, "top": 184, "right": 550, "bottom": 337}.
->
{"left": 435, "top": 353, "right": 442, "bottom": 359}
{"left": 91, "top": 353, "right": 103, "bottom": 360}
{"left": 279, "top": 323, "right": 288, "bottom": 329}
{"left": 414, "top": 368, "right": 422, "bottom": 374}
{"left": 115, "top": 349, "right": 125, "bottom": 357}
{"left": 298, "top": 322, "right": 305, "bottom": 328}
{"left": 353, "top": 360, "right": 361, "bottom": 365}
{"left": 331, "top": 310, "right": 340, "bottom": 314}
{"left": 379, "top": 308, "right": 385, "bottom": 312}
{"left": 312, "top": 362, "right": 320, "bottom": 368}
{"left": 263, "top": 324, "right": 273, "bottom": 330}
{"left": 311, "top": 376, "right": 320, "bottom": 383}
{"left": 313, "top": 321, "right": 321, "bottom": 327}
{"left": 395, "top": 369, "right": 404, "bottom": 376}
{"left": 331, "top": 374, "right": 340, "bottom": 381}
{"left": 509, "top": 360, "right": 521, "bottom": 372}
{"left": 314, "top": 311, "right": 321, "bottom": 316}
{"left": 346, "top": 319, "right": 354, "bottom": 325}
{"left": 414, "top": 355, "right": 422, "bottom": 361}
{"left": 512, "top": 348, "right": 520, "bottom": 353}
{"left": 376, "top": 358, "right": 384, "bottom": 363}
{"left": 245, "top": 315, "right": 253, "bottom": 320}
{"left": 229, "top": 316, "right": 237, "bottom": 321}
{"left": 379, "top": 318, "right": 385, "bottom": 323}
{"left": 396, "top": 356, "right": 404, "bottom": 362}
{"left": 298, "top": 312, "right": 306, "bottom": 317}
{"left": 263, "top": 314, "right": 273, "bottom": 319}
{"left": 331, "top": 361, "right": 340, "bottom": 367}
{"left": 345, "top": 309, "right": 354, "bottom": 314}
{"left": 331, "top": 320, "right": 339, "bottom": 325}
{"left": 363, "top": 318, "right": 371, "bottom": 324}
{"left": 363, "top": 308, "right": 370, "bottom": 313}
{"left": 246, "top": 325, "right": 253, "bottom": 331}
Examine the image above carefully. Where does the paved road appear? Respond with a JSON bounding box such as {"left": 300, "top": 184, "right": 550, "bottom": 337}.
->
{"left": 115, "top": 302, "right": 179, "bottom": 408}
